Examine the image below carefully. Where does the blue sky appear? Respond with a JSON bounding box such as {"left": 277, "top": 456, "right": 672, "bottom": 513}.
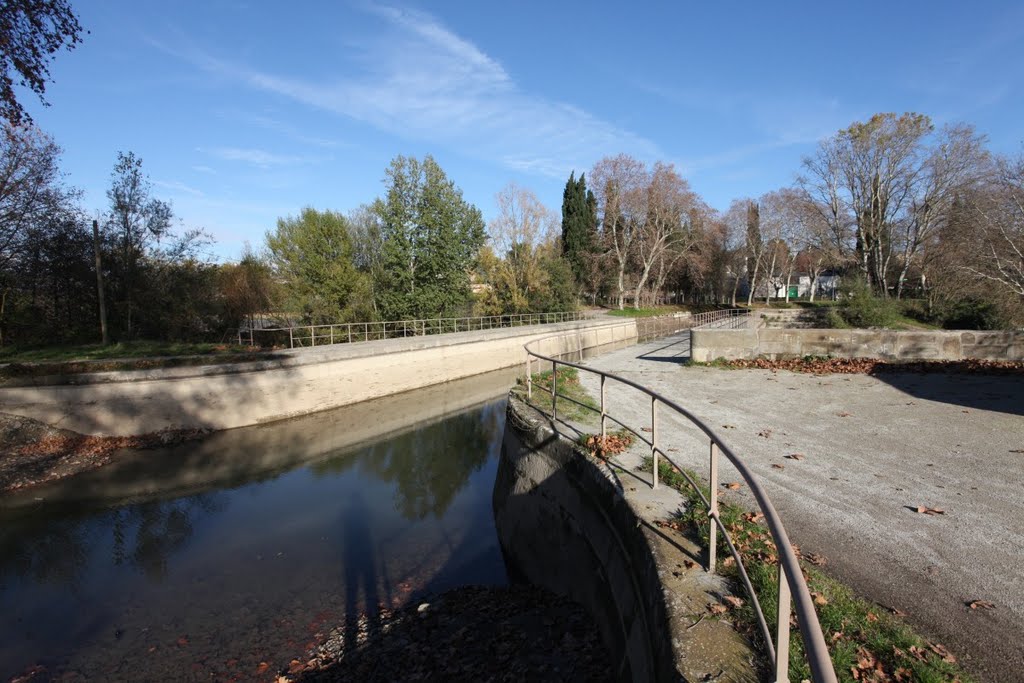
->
{"left": 23, "top": 1, "right": 1024, "bottom": 260}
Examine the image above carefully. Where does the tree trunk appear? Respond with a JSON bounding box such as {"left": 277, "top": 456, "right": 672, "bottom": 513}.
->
{"left": 93, "top": 220, "right": 109, "bottom": 345}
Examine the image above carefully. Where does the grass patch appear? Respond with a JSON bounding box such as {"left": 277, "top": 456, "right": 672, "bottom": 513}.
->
{"left": 514, "top": 366, "right": 599, "bottom": 423}
{"left": 645, "top": 456, "right": 972, "bottom": 682}
{"left": 0, "top": 340, "right": 258, "bottom": 364}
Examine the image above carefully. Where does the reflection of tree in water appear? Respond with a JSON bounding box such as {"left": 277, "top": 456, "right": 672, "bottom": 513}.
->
{"left": 312, "top": 402, "right": 504, "bottom": 520}
{"left": 0, "top": 494, "right": 222, "bottom": 589}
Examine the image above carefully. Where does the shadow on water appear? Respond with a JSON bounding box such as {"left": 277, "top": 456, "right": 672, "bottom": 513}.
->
{"left": 0, "top": 369, "right": 517, "bottom": 682}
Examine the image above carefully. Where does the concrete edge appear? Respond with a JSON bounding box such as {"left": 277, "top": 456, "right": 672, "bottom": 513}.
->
{"left": 496, "top": 395, "right": 759, "bottom": 682}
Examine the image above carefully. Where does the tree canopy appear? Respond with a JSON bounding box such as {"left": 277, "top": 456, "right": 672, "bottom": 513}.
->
{"left": 371, "top": 155, "right": 485, "bottom": 320}
{"left": 0, "top": 0, "right": 85, "bottom": 126}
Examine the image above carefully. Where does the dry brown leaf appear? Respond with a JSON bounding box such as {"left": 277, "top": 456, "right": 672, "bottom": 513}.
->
{"left": 683, "top": 559, "right": 696, "bottom": 569}
{"left": 722, "top": 556, "right": 736, "bottom": 568}
{"left": 805, "top": 553, "right": 827, "bottom": 566}
{"left": 915, "top": 505, "right": 946, "bottom": 516}
{"left": 785, "top": 453, "right": 805, "bottom": 461}
{"left": 929, "top": 642, "right": 957, "bottom": 663}
{"left": 967, "top": 599, "right": 995, "bottom": 610}
{"left": 723, "top": 595, "right": 744, "bottom": 609}
{"left": 772, "top": 463, "right": 785, "bottom": 470}
{"left": 723, "top": 482, "right": 742, "bottom": 490}
{"left": 888, "top": 606, "right": 908, "bottom": 617}
{"left": 866, "top": 612, "right": 879, "bottom": 622}
{"left": 836, "top": 411, "right": 852, "bottom": 417}
{"left": 812, "top": 591, "right": 828, "bottom": 605}
{"left": 722, "top": 424, "right": 736, "bottom": 429}
{"left": 708, "top": 603, "right": 728, "bottom": 616}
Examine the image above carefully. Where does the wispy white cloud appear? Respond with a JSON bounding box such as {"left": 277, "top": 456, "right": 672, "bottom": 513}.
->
{"left": 159, "top": 6, "right": 659, "bottom": 178}
{"left": 192, "top": 165, "right": 217, "bottom": 174}
{"left": 201, "top": 146, "right": 321, "bottom": 168}
{"left": 154, "top": 179, "right": 205, "bottom": 196}
{"left": 225, "top": 111, "right": 346, "bottom": 149}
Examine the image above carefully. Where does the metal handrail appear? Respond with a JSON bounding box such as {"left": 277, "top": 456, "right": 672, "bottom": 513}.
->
{"left": 239, "top": 311, "right": 587, "bottom": 349}
{"left": 522, "top": 323, "right": 837, "bottom": 683}
{"left": 690, "top": 308, "right": 752, "bottom": 329}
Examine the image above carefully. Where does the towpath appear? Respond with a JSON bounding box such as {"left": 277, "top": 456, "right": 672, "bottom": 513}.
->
{"left": 576, "top": 332, "right": 1024, "bottom": 683}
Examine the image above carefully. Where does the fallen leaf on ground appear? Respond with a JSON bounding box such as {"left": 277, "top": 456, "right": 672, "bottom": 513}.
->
{"left": 967, "top": 599, "right": 995, "bottom": 610}
{"left": 683, "top": 560, "right": 696, "bottom": 569}
{"left": 836, "top": 411, "right": 852, "bottom": 417}
{"left": 866, "top": 612, "right": 879, "bottom": 622}
{"left": 785, "top": 453, "right": 805, "bottom": 461}
{"left": 929, "top": 642, "right": 957, "bottom": 663}
{"left": 805, "top": 553, "right": 827, "bottom": 566}
{"left": 812, "top": 592, "right": 828, "bottom": 605}
{"left": 915, "top": 506, "right": 945, "bottom": 516}
{"left": 640, "top": 426, "right": 651, "bottom": 432}
{"left": 722, "top": 424, "right": 735, "bottom": 429}
{"left": 772, "top": 463, "right": 785, "bottom": 469}
{"left": 723, "top": 482, "right": 742, "bottom": 490}
{"left": 708, "top": 603, "right": 728, "bottom": 615}
{"left": 723, "top": 596, "right": 744, "bottom": 609}
{"left": 1009, "top": 449, "right": 1023, "bottom": 453}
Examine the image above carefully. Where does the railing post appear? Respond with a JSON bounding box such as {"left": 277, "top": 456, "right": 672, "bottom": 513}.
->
{"left": 311, "top": 326, "right": 315, "bottom": 346}
{"left": 550, "top": 359, "right": 557, "bottom": 420}
{"left": 775, "top": 563, "right": 792, "bottom": 683}
{"left": 289, "top": 327, "right": 294, "bottom": 348}
{"left": 526, "top": 353, "right": 532, "bottom": 400}
{"left": 708, "top": 440, "right": 719, "bottom": 572}
{"left": 348, "top": 325, "right": 352, "bottom": 344}
{"left": 330, "top": 326, "right": 334, "bottom": 345}
{"left": 600, "top": 375, "right": 607, "bottom": 440}
{"left": 364, "top": 322, "right": 368, "bottom": 342}
{"left": 651, "top": 396, "right": 659, "bottom": 489}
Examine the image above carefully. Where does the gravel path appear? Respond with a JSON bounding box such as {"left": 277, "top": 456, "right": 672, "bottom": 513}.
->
{"left": 576, "top": 332, "right": 1024, "bottom": 683}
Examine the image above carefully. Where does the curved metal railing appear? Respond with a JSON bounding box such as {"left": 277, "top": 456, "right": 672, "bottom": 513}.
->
{"left": 522, "top": 322, "right": 837, "bottom": 683}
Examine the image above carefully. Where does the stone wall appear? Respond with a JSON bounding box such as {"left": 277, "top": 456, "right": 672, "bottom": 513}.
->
{"left": 691, "top": 326, "right": 1024, "bottom": 362}
{"left": 0, "top": 318, "right": 637, "bottom": 436}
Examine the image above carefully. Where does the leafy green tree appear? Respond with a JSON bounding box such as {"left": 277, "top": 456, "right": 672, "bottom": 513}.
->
{"left": 371, "top": 155, "right": 485, "bottom": 320}
{"left": 105, "top": 151, "right": 172, "bottom": 337}
{"left": 0, "top": 0, "right": 85, "bottom": 126}
{"left": 266, "top": 207, "right": 363, "bottom": 324}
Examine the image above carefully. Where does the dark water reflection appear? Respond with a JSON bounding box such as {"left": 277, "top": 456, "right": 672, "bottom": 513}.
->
{"left": 0, "top": 370, "right": 514, "bottom": 681}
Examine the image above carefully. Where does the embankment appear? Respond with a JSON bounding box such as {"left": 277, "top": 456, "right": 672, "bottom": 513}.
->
{"left": 0, "top": 318, "right": 636, "bottom": 436}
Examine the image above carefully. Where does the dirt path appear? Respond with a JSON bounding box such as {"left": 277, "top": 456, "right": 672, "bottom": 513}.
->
{"left": 576, "top": 333, "right": 1024, "bottom": 683}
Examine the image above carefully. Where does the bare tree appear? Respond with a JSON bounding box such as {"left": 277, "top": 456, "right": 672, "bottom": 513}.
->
{"left": 954, "top": 154, "right": 1024, "bottom": 299}
{"left": 487, "top": 183, "right": 557, "bottom": 312}
{"left": 800, "top": 113, "right": 934, "bottom": 296}
{"left": 630, "top": 162, "right": 701, "bottom": 306}
{"left": 591, "top": 154, "right": 648, "bottom": 309}
{"left": 0, "top": 124, "right": 73, "bottom": 269}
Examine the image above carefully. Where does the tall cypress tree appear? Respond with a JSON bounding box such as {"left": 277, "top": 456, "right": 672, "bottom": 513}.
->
{"left": 560, "top": 171, "right": 597, "bottom": 290}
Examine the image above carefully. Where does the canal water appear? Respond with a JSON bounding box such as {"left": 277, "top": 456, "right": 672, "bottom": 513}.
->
{"left": 0, "top": 369, "right": 519, "bottom": 682}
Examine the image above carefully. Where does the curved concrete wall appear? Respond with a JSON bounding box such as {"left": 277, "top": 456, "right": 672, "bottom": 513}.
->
{"left": 0, "top": 319, "right": 637, "bottom": 436}
{"left": 493, "top": 400, "right": 677, "bottom": 682}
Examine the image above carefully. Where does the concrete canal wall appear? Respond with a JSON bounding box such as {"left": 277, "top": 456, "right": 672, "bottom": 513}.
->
{"left": 0, "top": 318, "right": 637, "bottom": 436}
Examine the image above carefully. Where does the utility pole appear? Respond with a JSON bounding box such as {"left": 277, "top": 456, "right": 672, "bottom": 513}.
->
{"left": 92, "top": 219, "right": 109, "bottom": 345}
